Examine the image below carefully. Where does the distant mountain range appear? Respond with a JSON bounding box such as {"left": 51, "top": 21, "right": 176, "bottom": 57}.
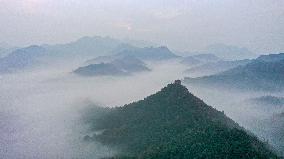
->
{"left": 0, "top": 45, "right": 47, "bottom": 73}
{"left": 0, "top": 36, "right": 124, "bottom": 74}
{"left": 87, "top": 45, "right": 178, "bottom": 64}
{"left": 233, "top": 96, "right": 284, "bottom": 121}
{"left": 0, "top": 36, "right": 178, "bottom": 74}
{"left": 0, "top": 44, "right": 17, "bottom": 58}
{"left": 74, "top": 56, "right": 150, "bottom": 76}
{"left": 185, "top": 53, "right": 284, "bottom": 91}
{"left": 186, "top": 43, "right": 256, "bottom": 60}
{"left": 246, "top": 96, "right": 284, "bottom": 107}
{"left": 45, "top": 36, "right": 123, "bottom": 58}
{"left": 180, "top": 53, "right": 221, "bottom": 66}
{"left": 82, "top": 81, "right": 278, "bottom": 158}
{"left": 184, "top": 59, "right": 251, "bottom": 77}
{"left": 116, "top": 46, "right": 178, "bottom": 60}
{"left": 257, "top": 53, "right": 284, "bottom": 62}
{"left": 74, "top": 45, "right": 179, "bottom": 76}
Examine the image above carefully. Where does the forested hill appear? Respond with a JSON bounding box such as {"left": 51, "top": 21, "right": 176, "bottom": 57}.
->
{"left": 85, "top": 81, "right": 279, "bottom": 159}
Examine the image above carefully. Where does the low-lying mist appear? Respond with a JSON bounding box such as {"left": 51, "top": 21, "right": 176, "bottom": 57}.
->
{"left": 184, "top": 84, "right": 284, "bottom": 123}
{"left": 184, "top": 83, "right": 284, "bottom": 155}
{"left": 1, "top": 57, "right": 283, "bottom": 158}
{"left": 0, "top": 60, "right": 186, "bottom": 159}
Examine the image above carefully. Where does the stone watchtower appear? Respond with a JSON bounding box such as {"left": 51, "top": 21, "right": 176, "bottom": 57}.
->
{"left": 174, "top": 80, "right": 182, "bottom": 85}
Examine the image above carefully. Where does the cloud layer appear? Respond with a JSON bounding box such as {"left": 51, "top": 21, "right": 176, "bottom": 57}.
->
{"left": 0, "top": 0, "right": 283, "bottom": 53}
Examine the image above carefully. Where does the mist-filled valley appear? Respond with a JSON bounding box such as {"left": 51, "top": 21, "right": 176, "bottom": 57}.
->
{"left": 0, "top": 36, "right": 283, "bottom": 158}
{"left": 1, "top": 1, "right": 284, "bottom": 158}
{"left": 0, "top": 53, "right": 187, "bottom": 158}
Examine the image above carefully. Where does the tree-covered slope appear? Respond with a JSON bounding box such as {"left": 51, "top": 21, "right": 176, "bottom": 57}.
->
{"left": 85, "top": 81, "right": 279, "bottom": 159}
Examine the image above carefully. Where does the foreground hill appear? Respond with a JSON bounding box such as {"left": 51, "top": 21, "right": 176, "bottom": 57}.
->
{"left": 74, "top": 56, "right": 150, "bottom": 76}
{"left": 185, "top": 53, "right": 284, "bottom": 91}
{"left": 83, "top": 81, "right": 278, "bottom": 158}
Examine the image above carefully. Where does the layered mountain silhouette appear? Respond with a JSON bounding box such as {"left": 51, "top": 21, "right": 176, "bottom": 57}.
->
{"left": 186, "top": 44, "right": 256, "bottom": 60}
{"left": 86, "top": 45, "right": 178, "bottom": 64}
{"left": 246, "top": 96, "right": 284, "bottom": 107}
{"left": 184, "top": 59, "right": 251, "bottom": 77}
{"left": 83, "top": 81, "right": 278, "bottom": 158}
{"left": 75, "top": 45, "right": 178, "bottom": 76}
{"left": 74, "top": 56, "right": 150, "bottom": 76}
{"left": 0, "top": 45, "right": 47, "bottom": 73}
{"left": 0, "top": 36, "right": 178, "bottom": 74}
{"left": 257, "top": 53, "right": 284, "bottom": 62}
{"left": 180, "top": 54, "right": 221, "bottom": 66}
{"left": 0, "top": 44, "right": 17, "bottom": 58}
{"left": 185, "top": 53, "right": 284, "bottom": 91}
{"left": 0, "top": 36, "right": 124, "bottom": 74}
{"left": 46, "top": 36, "right": 123, "bottom": 58}
{"left": 115, "top": 46, "right": 178, "bottom": 61}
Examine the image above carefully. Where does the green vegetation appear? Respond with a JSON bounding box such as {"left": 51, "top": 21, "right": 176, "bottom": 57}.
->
{"left": 85, "top": 81, "right": 279, "bottom": 158}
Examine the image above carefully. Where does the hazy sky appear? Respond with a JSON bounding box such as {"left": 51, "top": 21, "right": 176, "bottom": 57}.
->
{"left": 0, "top": 0, "right": 283, "bottom": 53}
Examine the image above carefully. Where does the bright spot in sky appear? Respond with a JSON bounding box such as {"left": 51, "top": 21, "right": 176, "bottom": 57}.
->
{"left": 22, "top": 0, "right": 44, "bottom": 14}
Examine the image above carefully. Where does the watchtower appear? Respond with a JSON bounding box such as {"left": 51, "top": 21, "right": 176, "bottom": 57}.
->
{"left": 174, "top": 80, "right": 181, "bottom": 85}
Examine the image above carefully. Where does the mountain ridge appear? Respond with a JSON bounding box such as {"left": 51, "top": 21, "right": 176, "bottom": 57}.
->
{"left": 74, "top": 56, "right": 150, "bottom": 76}
{"left": 83, "top": 81, "right": 279, "bottom": 158}
{"left": 185, "top": 53, "right": 284, "bottom": 91}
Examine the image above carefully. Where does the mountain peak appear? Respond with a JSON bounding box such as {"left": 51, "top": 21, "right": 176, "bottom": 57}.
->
{"left": 160, "top": 80, "right": 190, "bottom": 97}
{"left": 158, "top": 45, "right": 169, "bottom": 50}
{"left": 165, "top": 80, "right": 185, "bottom": 91}
{"left": 84, "top": 81, "right": 278, "bottom": 158}
{"left": 174, "top": 79, "right": 181, "bottom": 85}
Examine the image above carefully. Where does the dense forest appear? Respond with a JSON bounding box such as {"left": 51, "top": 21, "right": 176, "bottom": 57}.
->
{"left": 83, "top": 81, "right": 280, "bottom": 159}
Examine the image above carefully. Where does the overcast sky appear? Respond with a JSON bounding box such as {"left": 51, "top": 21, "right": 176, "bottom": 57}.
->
{"left": 0, "top": 0, "right": 283, "bottom": 53}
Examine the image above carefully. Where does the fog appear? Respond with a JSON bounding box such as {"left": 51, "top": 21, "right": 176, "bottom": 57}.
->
{"left": 0, "top": 60, "right": 186, "bottom": 158}
{"left": 184, "top": 83, "right": 284, "bottom": 154}
{"left": 1, "top": 0, "right": 283, "bottom": 158}
{"left": 0, "top": 54, "right": 283, "bottom": 157}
